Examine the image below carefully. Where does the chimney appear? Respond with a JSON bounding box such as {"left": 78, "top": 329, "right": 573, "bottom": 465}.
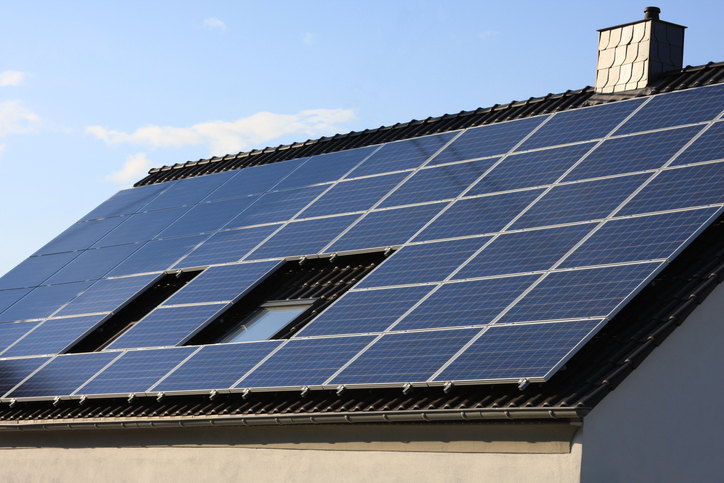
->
{"left": 595, "top": 7, "right": 686, "bottom": 94}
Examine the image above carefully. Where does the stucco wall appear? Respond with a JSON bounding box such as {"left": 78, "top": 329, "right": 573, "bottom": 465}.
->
{"left": 580, "top": 282, "right": 724, "bottom": 482}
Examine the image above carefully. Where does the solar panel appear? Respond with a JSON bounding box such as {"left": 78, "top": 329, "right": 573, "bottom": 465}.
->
{"left": 92, "top": 207, "right": 191, "bottom": 248}
{"left": 152, "top": 341, "right": 282, "bottom": 392}
{"left": 274, "top": 147, "right": 377, "bottom": 190}
{"left": 0, "top": 282, "right": 94, "bottom": 323}
{"left": 43, "top": 244, "right": 141, "bottom": 284}
{"left": 155, "top": 195, "right": 259, "bottom": 238}
{"left": 161, "top": 261, "right": 280, "bottom": 306}
{"left": 173, "top": 225, "right": 280, "bottom": 268}
{"left": 224, "top": 185, "right": 327, "bottom": 229}
{"left": 0, "top": 356, "right": 50, "bottom": 398}
{"left": 0, "top": 321, "right": 39, "bottom": 355}
{"left": 672, "top": 121, "right": 724, "bottom": 166}
{"left": 379, "top": 158, "right": 498, "bottom": 208}
{"left": 55, "top": 274, "right": 159, "bottom": 317}
{"left": 0, "top": 252, "right": 79, "bottom": 290}
{"left": 141, "top": 171, "right": 237, "bottom": 212}
{"left": 0, "top": 314, "right": 106, "bottom": 358}
{"left": 107, "top": 234, "right": 208, "bottom": 277}
{"left": 300, "top": 173, "right": 407, "bottom": 218}
{"left": 204, "top": 158, "right": 307, "bottom": 202}
{"left": 34, "top": 217, "right": 126, "bottom": 256}
{"left": 0, "top": 288, "right": 33, "bottom": 315}
{"left": 434, "top": 320, "right": 601, "bottom": 382}
{"left": 80, "top": 183, "right": 168, "bottom": 222}
{"left": 349, "top": 133, "right": 456, "bottom": 177}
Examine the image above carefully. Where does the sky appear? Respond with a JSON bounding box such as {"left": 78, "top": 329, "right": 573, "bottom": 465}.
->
{"left": 1, "top": 0, "right": 724, "bottom": 277}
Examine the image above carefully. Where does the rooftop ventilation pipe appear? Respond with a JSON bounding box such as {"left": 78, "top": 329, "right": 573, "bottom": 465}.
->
{"left": 595, "top": 7, "right": 686, "bottom": 93}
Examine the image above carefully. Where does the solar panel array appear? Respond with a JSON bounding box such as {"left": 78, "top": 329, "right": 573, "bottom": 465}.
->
{"left": 2, "top": 84, "right": 724, "bottom": 401}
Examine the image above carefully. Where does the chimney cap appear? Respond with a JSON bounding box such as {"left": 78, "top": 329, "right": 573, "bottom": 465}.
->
{"left": 644, "top": 6, "right": 661, "bottom": 20}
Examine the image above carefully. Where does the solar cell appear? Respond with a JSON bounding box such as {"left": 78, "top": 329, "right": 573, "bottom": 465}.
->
{"left": 0, "top": 321, "right": 39, "bottom": 355}
{"left": 0, "top": 288, "right": 33, "bottom": 316}
{"left": 414, "top": 190, "right": 544, "bottom": 242}
{"left": 511, "top": 173, "right": 648, "bottom": 229}
{"left": 329, "top": 328, "right": 479, "bottom": 385}
{"left": 430, "top": 116, "right": 547, "bottom": 166}
{"left": 77, "top": 347, "right": 196, "bottom": 395}
{"left": 617, "top": 83, "right": 724, "bottom": 135}
{"left": 0, "top": 314, "right": 106, "bottom": 358}
{"left": 55, "top": 275, "right": 158, "bottom": 317}
{"left": 468, "top": 143, "right": 594, "bottom": 195}
{"left": 0, "top": 252, "right": 79, "bottom": 290}
{"left": 349, "top": 133, "right": 456, "bottom": 177}
{"left": 560, "top": 208, "right": 719, "bottom": 268}
{"left": 7, "top": 352, "right": 119, "bottom": 398}
{"left": 672, "top": 121, "right": 724, "bottom": 166}
{"left": 173, "top": 225, "right": 280, "bottom": 268}
{"left": 499, "top": 262, "right": 663, "bottom": 323}
{"left": 238, "top": 336, "right": 374, "bottom": 388}
{"left": 107, "top": 234, "right": 207, "bottom": 277}
{"left": 563, "top": 125, "right": 701, "bottom": 181}
{"left": 161, "top": 261, "right": 281, "bottom": 306}
{"left": 34, "top": 217, "right": 126, "bottom": 256}
{"left": 204, "top": 158, "right": 307, "bottom": 202}
{"left": 155, "top": 195, "right": 259, "bottom": 238}
{"left": 434, "top": 320, "right": 601, "bottom": 382}
{"left": 80, "top": 183, "right": 168, "bottom": 221}
{"left": 300, "top": 173, "right": 407, "bottom": 218}
{"left": 618, "top": 162, "right": 724, "bottom": 216}
{"left": 454, "top": 224, "right": 595, "bottom": 279}
{"left": 297, "top": 285, "right": 434, "bottom": 337}
{"left": 92, "top": 207, "right": 190, "bottom": 248}
{"left": 0, "top": 282, "right": 93, "bottom": 323}
{"left": 0, "top": 356, "right": 50, "bottom": 398}
{"left": 327, "top": 203, "right": 446, "bottom": 252}
{"left": 152, "top": 341, "right": 282, "bottom": 392}
{"left": 141, "top": 171, "right": 236, "bottom": 212}
{"left": 43, "top": 244, "right": 141, "bottom": 284}
{"left": 225, "top": 186, "right": 327, "bottom": 229}
{"left": 107, "top": 304, "right": 228, "bottom": 350}
{"left": 356, "top": 237, "right": 489, "bottom": 288}
{"left": 274, "top": 147, "right": 377, "bottom": 190}
{"left": 395, "top": 275, "right": 538, "bottom": 331}
{"left": 247, "top": 215, "right": 360, "bottom": 260}
{"left": 379, "top": 158, "right": 498, "bottom": 208}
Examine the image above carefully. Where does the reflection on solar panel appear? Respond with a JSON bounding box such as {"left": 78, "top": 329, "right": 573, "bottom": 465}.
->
{"left": 3, "top": 84, "right": 724, "bottom": 401}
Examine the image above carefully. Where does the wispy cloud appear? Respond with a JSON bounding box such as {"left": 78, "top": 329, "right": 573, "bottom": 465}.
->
{"left": 0, "top": 71, "right": 27, "bottom": 87}
{"left": 303, "top": 33, "right": 317, "bottom": 45}
{"left": 203, "top": 17, "right": 227, "bottom": 31}
{"left": 106, "top": 152, "right": 153, "bottom": 184}
{"left": 478, "top": 31, "right": 500, "bottom": 41}
{"left": 0, "top": 100, "right": 42, "bottom": 136}
{"left": 86, "top": 108, "right": 357, "bottom": 156}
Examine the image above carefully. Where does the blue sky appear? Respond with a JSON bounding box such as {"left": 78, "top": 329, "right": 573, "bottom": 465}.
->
{"left": 1, "top": 1, "right": 723, "bottom": 276}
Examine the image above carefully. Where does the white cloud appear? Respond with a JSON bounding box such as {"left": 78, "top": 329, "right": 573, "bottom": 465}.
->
{"left": 86, "top": 108, "right": 357, "bottom": 156}
{"left": 478, "top": 31, "right": 500, "bottom": 41}
{"left": 203, "top": 17, "right": 227, "bottom": 31}
{"left": 105, "top": 152, "right": 153, "bottom": 184}
{"left": 0, "top": 143, "right": 6, "bottom": 161}
{"left": 0, "top": 100, "right": 42, "bottom": 137}
{"left": 0, "top": 71, "right": 27, "bottom": 87}
{"left": 303, "top": 33, "right": 317, "bottom": 45}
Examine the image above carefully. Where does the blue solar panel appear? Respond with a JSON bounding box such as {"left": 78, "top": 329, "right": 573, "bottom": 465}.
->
{"left": 617, "top": 84, "right": 724, "bottom": 135}
{"left": 247, "top": 215, "right": 360, "bottom": 260}
{"left": 43, "top": 244, "right": 141, "bottom": 284}
{"left": 141, "top": 171, "right": 236, "bottom": 212}
{"left": 518, "top": 99, "right": 645, "bottom": 151}
{"left": 0, "top": 321, "right": 39, "bottom": 355}
{"left": 34, "top": 217, "right": 126, "bottom": 256}
{"left": 162, "top": 261, "right": 280, "bottom": 306}
{"left": 672, "top": 121, "right": 724, "bottom": 166}
{"left": 564, "top": 125, "right": 701, "bottom": 182}
{"left": 80, "top": 183, "right": 168, "bottom": 222}
{"left": 274, "top": 147, "right": 377, "bottom": 190}
{"left": 55, "top": 275, "right": 158, "bottom": 317}
{"left": 107, "top": 234, "right": 207, "bottom": 277}
{"left": 1, "top": 314, "right": 106, "bottom": 358}
{"left": 455, "top": 224, "right": 595, "bottom": 279}
{"left": 468, "top": 143, "right": 594, "bottom": 195}
{"left": 328, "top": 203, "right": 446, "bottom": 252}
{"left": 511, "top": 174, "right": 648, "bottom": 229}
{"left": 173, "top": 226, "right": 280, "bottom": 268}
{"left": 349, "top": 133, "right": 457, "bottom": 177}
{"left": 300, "top": 173, "right": 407, "bottom": 217}
{"left": 618, "top": 162, "right": 724, "bottom": 216}
{"left": 225, "top": 186, "right": 327, "bottom": 229}
{"left": 560, "top": 208, "right": 719, "bottom": 267}
{"left": 434, "top": 320, "right": 601, "bottom": 382}
{"left": 7, "top": 352, "right": 120, "bottom": 398}
{"left": 238, "top": 336, "right": 375, "bottom": 388}
{"left": 0, "top": 356, "right": 50, "bottom": 397}
{"left": 153, "top": 341, "right": 282, "bottom": 392}
{"left": 414, "top": 190, "right": 544, "bottom": 242}
{"left": 357, "top": 237, "right": 489, "bottom": 288}
{"left": 499, "top": 262, "right": 663, "bottom": 323}
{"left": 396, "top": 276, "right": 538, "bottom": 331}
{"left": 155, "top": 196, "right": 259, "bottom": 238}
{"left": 108, "top": 304, "right": 228, "bottom": 350}
{"left": 0, "top": 282, "right": 93, "bottom": 323}
{"left": 0, "top": 252, "right": 79, "bottom": 290}
{"left": 380, "top": 158, "right": 498, "bottom": 208}
{"left": 0, "top": 288, "right": 32, "bottom": 315}
{"left": 92, "top": 207, "right": 190, "bottom": 248}
{"left": 205, "top": 158, "right": 307, "bottom": 202}
{"left": 430, "top": 116, "right": 548, "bottom": 166}
{"left": 329, "top": 328, "right": 479, "bottom": 385}
{"left": 298, "top": 285, "right": 434, "bottom": 337}
{"left": 77, "top": 347, "right": 196, "bottom": 395}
